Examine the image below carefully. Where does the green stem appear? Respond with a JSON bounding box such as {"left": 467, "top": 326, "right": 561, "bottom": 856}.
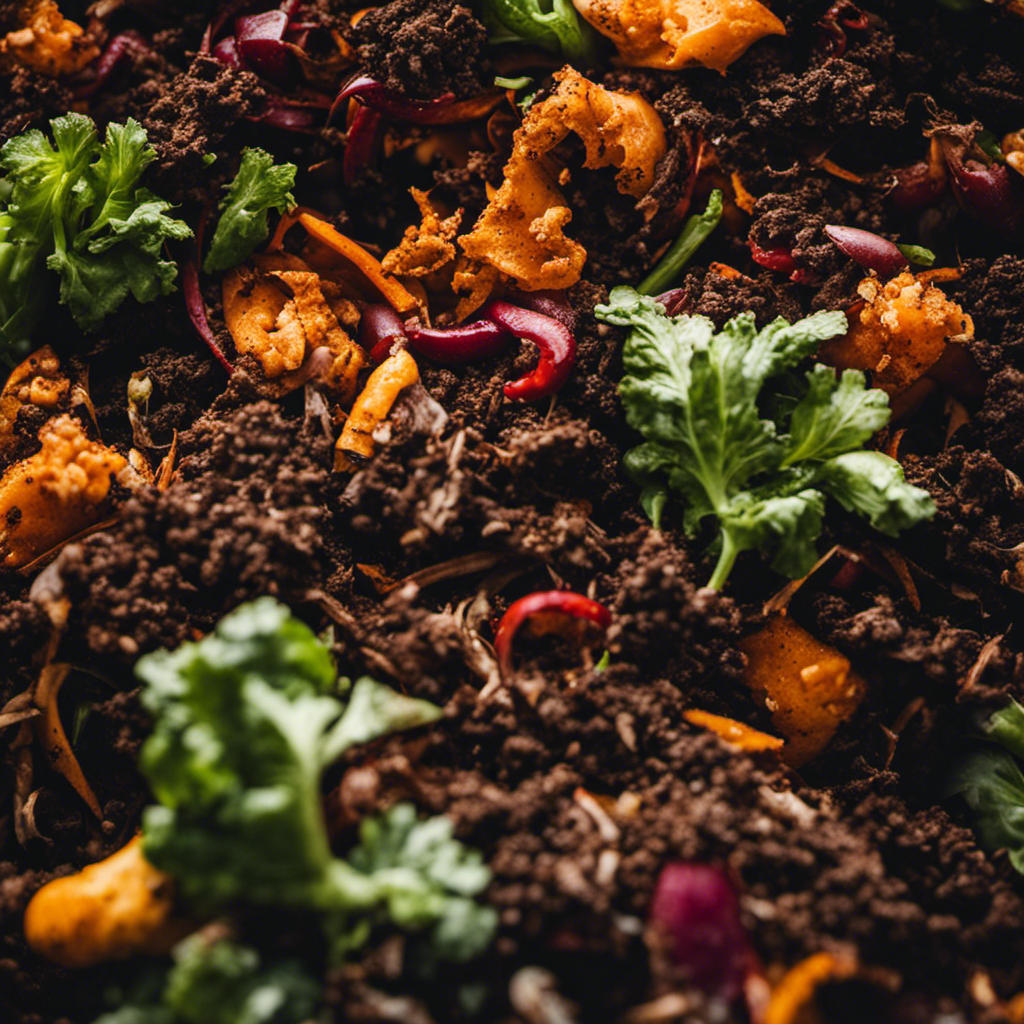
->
{"left": 706, "top": 530, "right": 738, "bottom": 591}
{"left": 638, "top": 189, "right": 723, "bottom": 296}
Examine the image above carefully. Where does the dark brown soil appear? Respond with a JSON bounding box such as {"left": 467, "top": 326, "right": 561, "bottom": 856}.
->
{"left": 3, "top": 1, "right": 1024, "bottom": 1023}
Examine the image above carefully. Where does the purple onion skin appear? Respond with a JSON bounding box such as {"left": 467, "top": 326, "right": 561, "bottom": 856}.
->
{"left": 235, "top": 11, "right": 295, "bottom": 84}
{"left": 889, "top": 160, "right": 947, "bottom": 212}
{"left": 212, "top": 35, "right": 242, "bottom": 68}
{"left": 649, "top": 862, "right": 754, "bottom": 1004}
{"left": 825, "top": 224, "right": 907, "bottom": 279}
{"left": 343, "top": 105, "right": 384, "bottom": 184}
{"left": 947, "top": 159, "right": 1024, "bottom": 237}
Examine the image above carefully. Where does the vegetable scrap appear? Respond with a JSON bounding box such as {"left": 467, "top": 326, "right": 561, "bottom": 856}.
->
{"left": 599, "top": 286, "right": 933, "bottom": 588}
{"left": 682, "top": 709, "right": 784, "bottom": 753}
{"left": 739, "top": 614, "right": 865, "bottom": 767}
{"left": 570, "top": 0, "right": 785, "bottom": 72}
{"left": 0, "top": 1, "right": 98, "bottom": 76}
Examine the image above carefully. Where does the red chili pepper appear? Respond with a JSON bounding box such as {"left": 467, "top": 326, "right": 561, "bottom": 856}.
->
{"left": 343, "top": 105, "right": 384, "bottom": 184}
{"left": 748, "top": 238, "right": 800, "bottom": 275}
{"left": 183, "top": 206, "right": 233, "bottom": 375}
{"left": 493, "top": 591, "right": 612, "bottom": 680}
{"left": 330, "top": 74, "right": 456, "bottom": 126}
{"left": 484, "top": 300, "right": 577, "bottom": 402}
{"left": 405, "top": 319, "right": 509, "bottom": 364}
{"left": 76, "top": 30, "right": 149, "bottom": 99}
{"left": 360, "top": 304, "right": 407, "bottom": 363}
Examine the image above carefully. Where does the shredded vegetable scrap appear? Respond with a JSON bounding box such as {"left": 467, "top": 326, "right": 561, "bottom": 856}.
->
{"left": 335, "top": 348, "right": 419, "bottom": 471}
{"left": 0, "top": 415, "right": 129, "bottom": 569}
{"left": 458, "top": 67, "right": 666, "bottom": 294}
{"left": 683, "top": 709, "right": 784, "bottom": 753}
{"left": 570, "top": 0, "right": 785, "bottom": 73}
{"left": 819, "top": 271, "right": 975, "bottom": 395}
{"left": 739, "top": 615, "right": 866, "bottom": 767}
{"left": 0, "top": 0, "right": 98, "bottom": 76}
{"left": 382, "top": 188, "right": 463, "bottom": 279}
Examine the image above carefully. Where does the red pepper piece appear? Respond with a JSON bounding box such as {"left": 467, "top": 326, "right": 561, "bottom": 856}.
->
{"left": 360, "top": 304, "right": 407, "bottom": 363}
{"left": 748, "top": 238, "right": 800, "bottom": 275}
{"left": 405, "top": 319, "right": 509, "bottom": 364}
{"left": 343, "top": 105, "right": 384, "bottom": 184}
{"left": 494, "top": 590, "right": 612, "bottom": 680}
{"left": 183, "top": 261, "right": 234, "bottom": 375}
{"left": 76, "top": 30, "right": 149, "bottom": 98}
{"left": 331, "top": 74, "right": 456, "bottom": 126}
{"left": 484, "top": 300, "right": 577, "bottom": 402}
{"left": 824, "top": 225, "right": 907, "bottom": 279}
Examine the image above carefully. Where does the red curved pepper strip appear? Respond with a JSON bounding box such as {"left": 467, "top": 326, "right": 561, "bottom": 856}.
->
{"left": 484, "top": 300, "right": 577, "bottom": 402}
{"left": 360, "top": 303, "right": 407, "bottom": 363}
{"left": 183, "top": 206, "right": 233, "bottom": 375}
{"left": 406, "top": 319, "right": 509, "bottom": 364}
{"left": 343, "top": 105, "right": 384, "bottom": 184}
{"left": 494, "top": 591, "right": 612, "bottom": 680}
{"left": 331, "top": 74, "right": 504, "bottom": 126}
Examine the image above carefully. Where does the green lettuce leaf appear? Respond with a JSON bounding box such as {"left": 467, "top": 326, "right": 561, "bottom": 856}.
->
{"left": 137, "top": 598, "right": 495, "bottom": 963}
{"left": 0, "top": 114, "right": 190, "bottom": 355}
{"left": 203, "top": 149, "right": 296, "bottom": 274}
{"left": 598, "top": 286, "right": 935, "bottom": 588}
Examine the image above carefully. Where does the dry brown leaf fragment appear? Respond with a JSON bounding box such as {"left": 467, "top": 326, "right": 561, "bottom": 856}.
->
{"left": 0, "top": 415, "right": 129, "bottom": 569}
{"left": 457, "top": 67, "right": 667, "bottom": 295}
{"left": 571, "top": 0, "right": 784, "bottom": 73}
{"left": 382, "top": 189, "right": 463, "bottom": 278}
{"left": 819, "top": 271, "right": 975, "bottom": 396}
{"left": 739, "top": 615, "right": 865, "bottom": 768}
{"left": 1, "top": 1, "right": 99, "bottom": 75}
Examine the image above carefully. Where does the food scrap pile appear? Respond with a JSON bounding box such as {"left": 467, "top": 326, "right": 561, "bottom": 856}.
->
{"left": 1, "top": 0, "right": 1024, "bottom": 1021}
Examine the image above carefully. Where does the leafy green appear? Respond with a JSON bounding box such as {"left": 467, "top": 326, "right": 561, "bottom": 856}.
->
{"left": 638, "top": 190, "right": 723, "bottom": 296}
{"left": 950, "top": 700, "right": 1024, "bottom": 874}
{"left": 480, "top": 0, "right": 599, "bottom": 63}
{"left": 137, "top": 598, "right": 496, "bottom": 962}
{"left": 896, "top": 243, "right": 936, "bottom": 267}
{"left": 91, "top": 935, "right": 319, "bottom": 1024}
{"left": 597, "top": 287, "right": 935, "bottom": 588}
{"left": 203, "top": 149, "right": 296, "bottom": 274}
{"left": 0, "top": 114, "right": 191, "bottom": 357}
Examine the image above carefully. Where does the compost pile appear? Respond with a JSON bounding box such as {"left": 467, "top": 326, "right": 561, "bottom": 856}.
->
{"left": 2, "top": 0, "right": 1024, "bottom": 1022}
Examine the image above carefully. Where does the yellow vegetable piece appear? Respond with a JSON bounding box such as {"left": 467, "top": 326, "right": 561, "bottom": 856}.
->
{"left": 458, "top": 66, "right": 666, "bottom": 294}
{"left": 819, "top": 271, "right": 975, "bottom": 396}
{"left": 570, "top": 0, "right": 785, "bottom": 73}
{"left": 335, "top": 348, "right": 419, "bottom": 472}
{"left": 0, "top": 345, "right": 69, "bottom": 448}
{"left": 683, "top": 709, "right": 784, "bottom": 753}
{"left": 0, "top": 415, "right": 128, "bottom": 570}
{"left": 382, "top": 188, "right": 463, "bottom": 279}
{"left": 1, "top": 1, "right": 99, "bottom": 76}
{"left": 24, "top": 837, "right": 189, "bottom": 969}
{"left": 764, "top": 952, "right": 859, "bottom": 1024}
{"left": 738, "top": 615, "right": 865, "bottom": 768}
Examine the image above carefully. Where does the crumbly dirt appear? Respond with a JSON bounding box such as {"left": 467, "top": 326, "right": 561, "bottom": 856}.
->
{"left": 3, "top": 1, "right": 1024, "bottom": 1023}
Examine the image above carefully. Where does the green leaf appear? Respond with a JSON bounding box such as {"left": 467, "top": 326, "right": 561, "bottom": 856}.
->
{"left": 638, "top": 190, "right": 723, "bottom": 296}
{"left": 480, "top": 0, "right": 599, "bottom": 62}
{"left": 0, "top": 114, "right": 190, "bottom": 350}
{"left": 204, "top": 149, "right": 296, "bottom": 274}
{"left": 137, "top": 598, "right": 493, "bottom": 964}
{"left": 819, "top": 450, "right": 935, "bottom": 537}
{"left": 951, "top": 747, "right": 1024, "bottom": 873}
{"left": 987, "top": 698, "right": 1024, "bottom": 761}
{"left": 896, "top": 243, "right": 936, "bottom": 267}
{"left": 599, "top": 286, "right": 933, "bottom": 588}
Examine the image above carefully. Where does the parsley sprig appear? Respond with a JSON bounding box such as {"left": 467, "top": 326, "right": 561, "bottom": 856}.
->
{"left": 598, "top": 287, "right": 935, "bottom": 589}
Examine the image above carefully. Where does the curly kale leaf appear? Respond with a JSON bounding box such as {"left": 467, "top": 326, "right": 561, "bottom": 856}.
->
{"left": 598, "top": 287, "right": 935, "bottom": 588}
{"left": 137, "top": 598, "right": 495, "bottom": 963}
{"left": 203, "top": 149, "right": 296, "bottom": 274}
{"left": 0, "top": 114, "right": 190, "bottom": 357}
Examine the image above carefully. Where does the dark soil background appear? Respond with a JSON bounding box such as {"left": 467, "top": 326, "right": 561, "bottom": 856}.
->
{"left": 2, "top": 0, "right": 1024, "bottom": 1022}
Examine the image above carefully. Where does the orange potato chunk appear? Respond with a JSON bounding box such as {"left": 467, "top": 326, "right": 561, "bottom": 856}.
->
{"left": 1, "top": 1, "right": 99, "bottom": 76}
{"left": 571, "top": 0, "right": 785, "bottom": 73}
{"left": 819, "top": 272, "right": 974, "bottom": 396}
{"left": 683, "top": 709, "right": 784, "bottom": 752}
{"left": 0, "top": 415, "right": 128, "bottom": 569}
{"left": 457, "top": 66, "right": 666, "bottom": 294}
{"left": 738, "top": 615, "right": 865, "bottom": 768}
